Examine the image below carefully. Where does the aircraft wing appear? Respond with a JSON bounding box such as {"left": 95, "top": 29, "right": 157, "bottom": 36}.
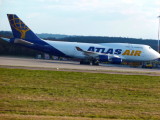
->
{"left": 76, "top": 46, "right": 101, "bottom": 58}
{"left": 75, "top": 46, "right": 121, "bottom": 58}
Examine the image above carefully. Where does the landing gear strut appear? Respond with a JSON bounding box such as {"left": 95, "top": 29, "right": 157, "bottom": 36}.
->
{"left": 92, "top": 60, "right": 99, "bottom": 65}
{"left": 79, "top": 60, "right": 99, "bottom": 66}
{"left": 80, "top": 60, "right": 90, "bottom": 65}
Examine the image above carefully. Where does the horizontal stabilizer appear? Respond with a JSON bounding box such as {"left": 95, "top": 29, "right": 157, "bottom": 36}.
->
{"left": 14, "top": 39, "right": 34, "bottom": 45}
{"left": 0, "top": 37, "right": 10, "bottom": 42}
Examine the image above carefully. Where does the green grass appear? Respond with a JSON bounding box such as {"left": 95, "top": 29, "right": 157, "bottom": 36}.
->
{"left": 0, "top": 68, "right": 160, "bottom": 120}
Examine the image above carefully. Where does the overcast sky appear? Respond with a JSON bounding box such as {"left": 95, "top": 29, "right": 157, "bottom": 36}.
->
{"left": 0, "top": 0, "right": 160, "bottom": 39}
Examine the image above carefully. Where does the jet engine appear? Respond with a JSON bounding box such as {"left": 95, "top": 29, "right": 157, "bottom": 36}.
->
{"left": 99, "top": 55, "right": 109, "bottom": 62}
{"left": 99, "top": 55, "right": 122, "bottom": 64}
{"left": 110, "top": 57, "right": 122, "bottom": 64}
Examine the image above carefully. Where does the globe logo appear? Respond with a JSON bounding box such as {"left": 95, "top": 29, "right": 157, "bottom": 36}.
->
{"left": 9, "top": 15, "right": 30, "bottom": 39}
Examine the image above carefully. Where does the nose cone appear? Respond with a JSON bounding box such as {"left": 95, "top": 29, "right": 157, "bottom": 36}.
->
{"left": 144, "top": 45, "right": 160, "bottom": 61}
{"left": 153, "top": 50, "right": 160, "bottom": 59}
{"left": 157, "top": 53, "right": 160, "bottom": 58}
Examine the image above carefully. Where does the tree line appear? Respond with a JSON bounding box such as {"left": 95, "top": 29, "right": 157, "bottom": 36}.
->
{"left": 0, "top": 31, "right": 159, "bottom": 57}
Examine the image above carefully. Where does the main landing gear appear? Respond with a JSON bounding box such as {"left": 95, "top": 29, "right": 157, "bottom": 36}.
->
{"left": 92, "top": 60, "right": 99, "bottom": 66}
{"left": 80, "top": 60, "right": 90, "bottom": 65}
{"left": 80, "top": 60, "right": 99, "bottom": 66}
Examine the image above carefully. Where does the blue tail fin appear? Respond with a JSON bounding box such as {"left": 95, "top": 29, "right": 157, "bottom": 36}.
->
{"left": 7, "top": 14, "right": 41, "bottom": 41}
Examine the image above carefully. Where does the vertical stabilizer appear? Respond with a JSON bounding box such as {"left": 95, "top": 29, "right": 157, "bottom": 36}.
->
{"left": 7, "top": 14, "right": 42, "bottom": 44}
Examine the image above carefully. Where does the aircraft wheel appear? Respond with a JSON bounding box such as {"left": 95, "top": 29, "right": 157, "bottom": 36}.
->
{"left": 80, "top": 61, "right": 83, "bottom": 64}
{"left": 80, "top": 60, "right": 90, "bottom": 65}
{"left": 92, "top": 60, "right": 99, "bottom": 66}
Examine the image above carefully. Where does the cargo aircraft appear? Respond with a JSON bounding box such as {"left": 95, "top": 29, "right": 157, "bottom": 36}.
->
{"left": 1, "top": 14, "right": 160, "bottom": 65}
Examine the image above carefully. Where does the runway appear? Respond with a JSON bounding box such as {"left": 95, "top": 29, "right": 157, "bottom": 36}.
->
{"left": 0, "top": 56, "right": 160, "bottom": 76}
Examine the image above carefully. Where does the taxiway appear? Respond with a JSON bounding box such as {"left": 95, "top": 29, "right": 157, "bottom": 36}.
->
{"left": 0, "top": 56, "right": 160, "bottom": 76}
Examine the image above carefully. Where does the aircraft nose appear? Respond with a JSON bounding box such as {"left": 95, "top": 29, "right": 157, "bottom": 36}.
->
{"left": 158, "top": 53, "right": 160, "bottom": 58}
{"left": 154, "top": 51, "right": 160, "bottom": 59}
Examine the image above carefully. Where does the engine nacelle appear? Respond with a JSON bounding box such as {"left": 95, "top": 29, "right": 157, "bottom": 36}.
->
{"left": 99, "top": 55, "right": 122, "bottom": 64}
{"left": 111, "top": 57, "right": 122, "bottom": 64}
{"left": 99, "top": 55, "right": 109, "bottom": 62}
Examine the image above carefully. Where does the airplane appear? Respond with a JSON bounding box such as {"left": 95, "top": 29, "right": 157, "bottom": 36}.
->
{"left": 1, "top": 14, "right": 160, "bottom": 65}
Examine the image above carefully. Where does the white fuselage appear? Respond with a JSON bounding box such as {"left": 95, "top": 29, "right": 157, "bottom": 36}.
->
{"left": 44, "top": 40, "right": 160, "bottom": 61}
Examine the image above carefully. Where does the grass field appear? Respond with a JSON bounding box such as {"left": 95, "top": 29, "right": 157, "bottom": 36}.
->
{"left": 0, "top": 68, "right": 160, "bottom": 120}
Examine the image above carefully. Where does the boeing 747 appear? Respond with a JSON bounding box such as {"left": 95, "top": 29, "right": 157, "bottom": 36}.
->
{"left": 1, "top": 14, "right": 160, "bottom": 65}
